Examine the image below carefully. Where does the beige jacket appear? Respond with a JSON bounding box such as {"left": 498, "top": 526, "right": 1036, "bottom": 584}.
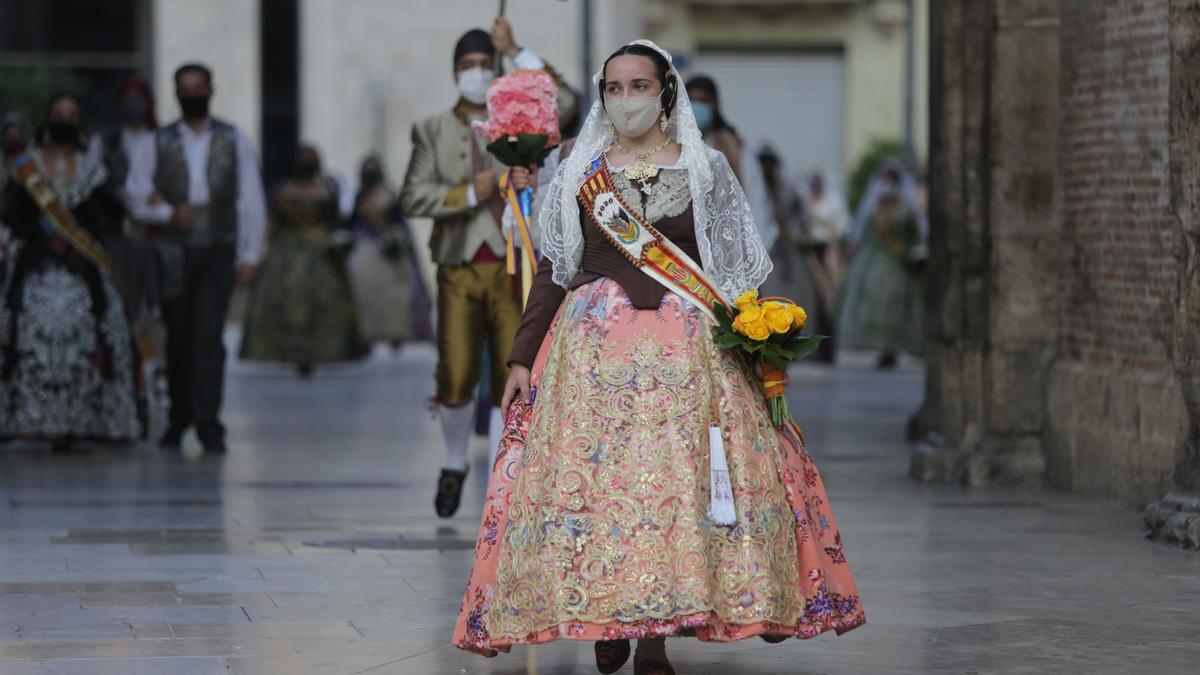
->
{"left": 402, "top": 65, "right": 578, "bottom": 266}
{"left": 401, "top": 101, "right": 506, "bottom": 266}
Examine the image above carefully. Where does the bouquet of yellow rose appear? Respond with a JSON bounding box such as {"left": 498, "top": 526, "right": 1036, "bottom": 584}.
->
{"left": 713, "top": 291, "right": 826, "bottom": 427}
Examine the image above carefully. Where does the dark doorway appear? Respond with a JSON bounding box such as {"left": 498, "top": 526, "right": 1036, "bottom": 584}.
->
{"left": 260, "top": 0, "right": 299, "bottom": 191}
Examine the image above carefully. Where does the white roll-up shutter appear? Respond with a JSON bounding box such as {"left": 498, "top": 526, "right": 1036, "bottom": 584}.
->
{"left": 691, "top": 50, "right": 847, "bottom": 186}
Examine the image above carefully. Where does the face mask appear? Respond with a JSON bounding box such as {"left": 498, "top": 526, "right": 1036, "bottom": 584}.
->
{"left": 122, "top": 98, "right": 149, "bottom": 126}
{"left": 605, "top": 96, "right": 661, "bottom": 138}
{"left": 47, "top": 121, "right": 79, "bottom": 146}
{"left": 456, "top": 67, "right": 494, "bottom": 105}
{"left": 692, "top": 102, "right": 715, "bottom": 131}
{"left": 3, "top": 138, "right": 27, "bottom": 157}
{"left": 178, "top": 95, "right": 210, "bottom": 120}
{"left": 295, "top": 159, "right": 320, "bottom": 179}
{"left": 361, "top": 169, "right": 384, "bottom": 187}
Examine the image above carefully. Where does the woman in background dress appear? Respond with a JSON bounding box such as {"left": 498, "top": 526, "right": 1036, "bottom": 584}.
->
{"left": 346, "top": 154, "right": 433, "bottom": 349}
{"left": 240, "top": 145, "right": 365, "bottom": 375}
{"left": 0, "top": 95, "right": 141, "bottom": 451}
{"left": 836, "top": 159, "right": 926, "bottom": 368}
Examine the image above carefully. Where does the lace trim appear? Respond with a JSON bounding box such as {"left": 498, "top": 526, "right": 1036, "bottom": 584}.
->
{"left": 539, "top": 40, "right": 772, "bottom": 299}
{"left": 610, "top": 167, "right": 692, "bottom": 225}
{"left": 31, "top": 152, "right": 108, "bottom": 210}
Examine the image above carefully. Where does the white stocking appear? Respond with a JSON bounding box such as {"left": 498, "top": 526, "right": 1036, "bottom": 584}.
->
{"left": 439, "top": 402, "right": 474, "bottom": 472}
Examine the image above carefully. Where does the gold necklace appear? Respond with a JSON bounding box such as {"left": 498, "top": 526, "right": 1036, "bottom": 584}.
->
{"left": 611, "top": 137, "right": 674, "bottom": 193}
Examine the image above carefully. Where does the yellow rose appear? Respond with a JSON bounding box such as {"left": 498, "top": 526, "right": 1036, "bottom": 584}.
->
{"left": 763, "top": 301, "right": 794, "bottom": 334}
{"left": 790, "top": 304, "right": 808, "bottom": 330}
{"left": 734, "top": 290, "right": 760, "bottom": 311}
{"left": 742, "top": 318, "right": 772, "bottom": 341}
{"left": 737, "top": 303, "right": 764, "bottom": 324}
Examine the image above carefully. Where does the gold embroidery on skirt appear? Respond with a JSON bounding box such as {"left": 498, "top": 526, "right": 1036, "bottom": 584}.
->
{"left": 485, "top": 291, "right": 805, "bottom": 640}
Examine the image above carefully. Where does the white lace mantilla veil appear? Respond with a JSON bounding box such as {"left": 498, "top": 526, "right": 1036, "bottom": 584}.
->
{"left": 537, "top": 39, "right": 772, "bottom": 300}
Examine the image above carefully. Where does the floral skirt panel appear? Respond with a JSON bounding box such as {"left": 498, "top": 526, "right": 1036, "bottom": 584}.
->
{"left": 453, "top": 278, "right": 864, "bottom": 655}
{"left": 0, "top": 263, "right": 141, "bottom": 441}
{"left": 240, "top": 233, "right": 366, "bottom": 364}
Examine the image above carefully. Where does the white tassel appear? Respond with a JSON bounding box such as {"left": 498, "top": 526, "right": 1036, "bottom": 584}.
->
{"left": 707, "top": 426, "right": 737, "bottom": 525}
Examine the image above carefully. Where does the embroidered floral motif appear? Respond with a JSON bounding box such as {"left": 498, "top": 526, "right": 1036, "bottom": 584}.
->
{"left": 611, "top": 167, "right": 692, "bottom": 225}
{"left": 0, "top": 267, "right": 139, "bottom": 439}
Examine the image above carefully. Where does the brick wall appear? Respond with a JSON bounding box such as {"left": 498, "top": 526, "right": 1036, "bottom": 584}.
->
{"left": 919, "top": 0, "right": 1193, "bottom": 506}
{"left": 1060, "top": 1, "right": 1175, "bottom": 371}
{"left": 1047, "top": 1, "right": 1189, "bottom": 503}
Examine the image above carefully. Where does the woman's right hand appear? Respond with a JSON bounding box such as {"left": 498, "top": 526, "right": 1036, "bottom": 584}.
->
{"left": 510, "top": 165, "right": 538, "bottom": 191}
{"left": 501, "top": 364, "right": 532, "bottom": 418}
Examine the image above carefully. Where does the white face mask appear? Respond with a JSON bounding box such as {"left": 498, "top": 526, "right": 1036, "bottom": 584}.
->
{"left": 605, "top": 96, "right": 662, "bottom": 138}
{"left": 457, "top": 67, "right": 495, "bottom": 105}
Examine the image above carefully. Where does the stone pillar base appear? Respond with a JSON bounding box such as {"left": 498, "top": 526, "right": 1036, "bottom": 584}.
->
{"left": 910, "top": 436, "right": 1045, "bottom": 487}
{"left": 1145, "top": 491, "right": 1200, "bottom": 549}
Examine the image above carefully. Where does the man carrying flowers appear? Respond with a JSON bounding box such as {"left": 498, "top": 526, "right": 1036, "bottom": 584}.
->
{"left": 400, "top": 17, "right": 576, "bottom": 519}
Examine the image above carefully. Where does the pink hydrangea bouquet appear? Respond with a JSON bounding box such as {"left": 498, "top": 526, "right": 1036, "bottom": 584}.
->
{"left": 472, "top": 69, "right": 560, "bottom": 167}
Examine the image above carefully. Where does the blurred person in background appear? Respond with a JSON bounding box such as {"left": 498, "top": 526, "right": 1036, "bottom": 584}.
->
{"left": 685, "top": 74, "right": 743, "bottom": 180}
{"left": 684, "top": 74, "right": 775, "bottom": 247}
{"left": 132, "top": 63, "right": 268, "bottom": 454}
{"left": 0, "top": 94, "right": 141, "bottom": 452}
{"left": 401, "top": 18, "right": 571, "bottom": 519}
{"left": 757, "top": 145, "right": 834, "bottom": 363}
{"left": 92, "top": 78, "right": 162, "bottom": 407}
{"left": 836, "top": 158, "right": 926, "bottom": 369}
{"left": 240, "top": 144, "right": 364, "bottom": 375}
{"left": 347, "top": 154, "right": 433, "bottom": 350}
{"left": 1, "top": 114, "right": 33, "bottom": 203}
{"left": 801, "top": 168, "right": 852, "bottom": 285}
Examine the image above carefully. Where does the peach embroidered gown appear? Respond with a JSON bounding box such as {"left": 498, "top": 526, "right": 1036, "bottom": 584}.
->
{"left": 453, "top": 162, "right": 864, "bottom": 655}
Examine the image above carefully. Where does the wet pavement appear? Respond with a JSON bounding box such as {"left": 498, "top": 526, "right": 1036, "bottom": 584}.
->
{"left": 1, "top": 345, "right": 1197, "bottom": 674}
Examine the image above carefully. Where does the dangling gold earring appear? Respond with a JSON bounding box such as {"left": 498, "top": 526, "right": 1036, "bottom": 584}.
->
{"left": 659, "top": 114, "right": 669, "bottom": 133}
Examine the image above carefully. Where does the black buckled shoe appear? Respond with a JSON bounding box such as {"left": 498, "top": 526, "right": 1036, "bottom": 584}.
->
{"left": 595, "top": 639, "right": 631, "bottom": 674}
{"left": 434, "top": 468, "right": 468, "bottom": 518}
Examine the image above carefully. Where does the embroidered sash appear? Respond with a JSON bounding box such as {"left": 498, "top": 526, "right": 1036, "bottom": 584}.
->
{"left": 12, "top": 154, "right": 113, "bottom": 275}
{"left": 576, "top": 153, "right": 729, "bottom": 322}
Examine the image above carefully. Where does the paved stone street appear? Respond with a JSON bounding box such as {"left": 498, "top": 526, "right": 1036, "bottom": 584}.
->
{"left": 0, "top": 346, "right": 1197, "bottom": 674}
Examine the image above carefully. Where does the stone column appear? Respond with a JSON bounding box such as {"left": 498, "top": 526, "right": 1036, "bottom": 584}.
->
{"left": 909, "top": 0, "right": 991, "bottom": 481}
{"left": 911, "top": 0, "right": 1059, "bottom": 487}
{"left": 1145, "top": 0, "right": 1200, "bottom": 549}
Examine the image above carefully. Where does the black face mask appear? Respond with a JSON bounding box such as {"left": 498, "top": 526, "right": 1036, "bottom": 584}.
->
{"left": 3, "top": 138, "right": 27, "bottom": 157}
{"left": 295, "top": 159, "right": 320, "bottom": 179}
{"left": 361, "top": 169, "right": 384, "bottom": 187}
{"left": 178, "top": 95, "right": 210, "bottom": 120}
{"left": 47, "top": 121, "right": 79, "bottom": 146}
{"left": 122, "top": 98, "right": 149, "bottom": 126}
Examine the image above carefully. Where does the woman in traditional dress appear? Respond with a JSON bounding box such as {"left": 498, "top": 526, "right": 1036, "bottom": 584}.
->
{"left": 346, "top": 154, "right": 433, "bottom": 348}
{"left": 836, "top": 159, "right": 926, "bottom": 368}
{"left": 240, "top": 145, "right": 365, "bottom": 375}
{"left": 756, "top": 146, "right": 834, "bottom": 363}
{"left": 0, "top": 95, "right": 141, "bottom": 451}
{"left": 454, "top": 41, "right": 865, "bottom": 674}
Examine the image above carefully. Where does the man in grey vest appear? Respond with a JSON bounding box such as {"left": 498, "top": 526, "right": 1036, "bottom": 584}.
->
{"left": 143, "top": 63, "right": 267, "bottom": 453}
